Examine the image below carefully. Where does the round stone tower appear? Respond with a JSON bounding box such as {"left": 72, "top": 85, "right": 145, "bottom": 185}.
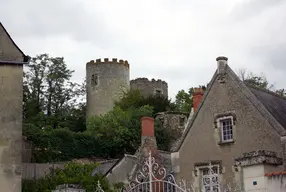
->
{"left": 86, "top": 58, "right": 130, "bottom": 118}
{"left": 130, "top": 78, "right": 168, "bottom": 98}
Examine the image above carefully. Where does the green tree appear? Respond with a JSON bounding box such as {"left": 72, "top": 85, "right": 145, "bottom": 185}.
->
{"left": 86, "top": 104, "right": 174, "bottom": 157}
{"left": 115, "top": 89, "right": 176, "bottom": 116}
{"left": 276, "top": 88, "right": 286, "bottom": 97}
{"left": 87, "top": 105, "right": 154, "bottom": 157}
{"left": 174, "top": 86, "right": 206, "bottom": 113}
{"left": 23, "top": 53, "right": 85, "bottom": 130}
{"left": 22, "top": 162, "right": 115, "bottom": 192}
{"left": 238, "top": 68, "right": 274, "bottom": 90}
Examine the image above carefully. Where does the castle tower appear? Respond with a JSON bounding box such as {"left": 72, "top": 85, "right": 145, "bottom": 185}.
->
{"left": 130, "top": 78, "right": 168, "bottom": 98}
{"left": 86, "top": 58, "right": 130, "bottom": 118}
{"left": 0, "top": 22, "right": 29, "bottom": 192}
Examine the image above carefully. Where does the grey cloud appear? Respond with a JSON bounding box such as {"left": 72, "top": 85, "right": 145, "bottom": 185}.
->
{"left": 230, "top": 0, "right": 286, "bottom": 21}
{"left": 0, "top": 0, "right": 119, "bottom": 49}
{"left": 250, "top": 43, "right": 286, "bottom": 71}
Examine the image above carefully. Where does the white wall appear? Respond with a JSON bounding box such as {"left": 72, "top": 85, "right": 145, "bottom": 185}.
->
{"left": 242, "top": 164, "right": 286, "bottom": 192}
{"left": 266, "top": 176, "right": 286, "bottom": 192}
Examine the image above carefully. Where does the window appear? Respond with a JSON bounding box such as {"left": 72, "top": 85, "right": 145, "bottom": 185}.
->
{"left": 220, "top": 118, "right": 233, "bottom": 142}
{"left": 196, "top": 164, "right": 220, "bottom": 192}
{"left": 155, "top": 89, "right": 162, "bottom": 95}
{"left": 91, "top": 74, "right": 98, "bottom": 87}
{"left": 201, "top": 166, "right": 218, "bottom": 175}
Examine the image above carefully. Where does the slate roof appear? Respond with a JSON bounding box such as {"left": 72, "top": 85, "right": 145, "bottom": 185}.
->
{"left": 0, "top": 22, "right": 29, "bottom": 63}
{"left": 247, "top": 85, "right": 286, "bottom": 130}
{"left": 91, "top": 159, "right": 119, "bottom": 176}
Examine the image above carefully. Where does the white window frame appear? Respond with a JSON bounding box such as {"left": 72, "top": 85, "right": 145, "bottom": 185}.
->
{"left": 218, "top": 116, "right": 234, "bottom": 143}
{"left": 197, "top": 164, "right": 220, "bottom": 192}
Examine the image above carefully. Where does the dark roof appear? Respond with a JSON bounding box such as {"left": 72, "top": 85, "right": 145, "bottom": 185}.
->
{"left": 91, "top": 159, "right": 119, "bottom": 176}
{"left": 247, "top": 85, "right": 286, "bottom": 130}
{"left": 0, "top": 22, "right": 29, "bottom": 62}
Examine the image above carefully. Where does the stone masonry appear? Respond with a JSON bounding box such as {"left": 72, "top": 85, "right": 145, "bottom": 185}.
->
{"left": 155, "top": 111, "right": 188, "bottom": 141}
{"left": 130, "top": 78, "right": 168, "bottom": 98}
{"left": 86, "top": 58, "right": 130, "bottom": 118}
{"left": 0, "top": 22, "right": 28, "bottom": 192}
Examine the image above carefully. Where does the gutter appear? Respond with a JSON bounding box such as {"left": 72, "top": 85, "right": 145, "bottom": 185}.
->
{"left": 0, "top": 59, "right": 30, "bottom": 65}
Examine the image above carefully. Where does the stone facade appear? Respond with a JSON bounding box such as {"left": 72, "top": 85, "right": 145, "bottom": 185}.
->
{"left": 174, "top": 56, "right": 284, "bottom": 190}
{"left": 0, "top": 22, "right": 28, "bottom": 192}
{"left": 155, "top": 111, "right": 188, "bottom": 141}
{"left": 130, "top": 78, "right": 168, "bottom": 98}
{"left": 86, "top": 58, "right": 130, "bottom": 118}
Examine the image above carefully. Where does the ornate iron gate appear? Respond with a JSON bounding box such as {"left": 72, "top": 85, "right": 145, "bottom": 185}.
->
{"left": 123, "top": 152, "right": 189, "bottom": 192}
{"left": 95, "top": 152, "right": 233, "bottom": 192}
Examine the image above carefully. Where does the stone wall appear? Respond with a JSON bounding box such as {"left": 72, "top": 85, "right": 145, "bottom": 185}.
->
{"left": 130, "top": 78, "right": 168, "bottom": 98}
{"left": 86, "top": 58, "right": 130, "bottom": 118}
{"left": 52, "top": 184, "right": 85, "bottom": 192}
{"left": 0, "top": 65, "right": 23, "bottom": 191}
{"left": 155, "top": 111, "right": 188, "bottom": 141}
{"left": 22, "top": 163, "right": 65, "bottom": 180}
{"left": 0, "top": 23, "right": 26, "bottom": 192}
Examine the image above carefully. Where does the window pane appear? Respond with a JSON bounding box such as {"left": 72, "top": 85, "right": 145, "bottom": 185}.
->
{"left": 220, "top": 118, "right": 233, "bottom": 141}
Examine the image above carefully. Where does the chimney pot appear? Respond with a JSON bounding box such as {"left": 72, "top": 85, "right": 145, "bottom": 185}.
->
{"left": 141, "top": 117, "right": 155, "bottom": 137}
{"left": 216, "top": 56, "right": 228, "bottom": 74}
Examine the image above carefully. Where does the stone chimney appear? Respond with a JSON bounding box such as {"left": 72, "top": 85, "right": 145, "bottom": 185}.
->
{"left": 193, "top": 88, "right": 204, "bottom": 112}
{"left": 141, "top": 117, "right": 159, "bottom": 157}
{"left": 216, "top": 56, "right": 228, "bottom": 74}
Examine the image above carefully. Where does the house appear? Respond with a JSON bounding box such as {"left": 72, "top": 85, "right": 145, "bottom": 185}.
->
{"left": 171, "top": 56, "right": 286, "bottom": 191}
{"left": 103, "top": 56, "right": 286, "bottom": 192}
{"left": 0, "top": 22, "right": 29, "bottom": 192}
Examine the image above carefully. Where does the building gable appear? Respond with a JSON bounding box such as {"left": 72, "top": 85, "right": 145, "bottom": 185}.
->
{"left": 174, "top": 56, "right": 285, "bottom": 186}
{"left": 0, "top": 22, "right": 28, "bottom": 63}
{"left": 174, "top": 57, "right": 286, "bottom": 152}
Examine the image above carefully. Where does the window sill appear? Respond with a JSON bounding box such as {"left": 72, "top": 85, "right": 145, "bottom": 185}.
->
{"left": 218, "top": 140, "right": 235, "bottom": 145}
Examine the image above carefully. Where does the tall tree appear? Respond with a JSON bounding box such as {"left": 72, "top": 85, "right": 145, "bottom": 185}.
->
{"left": 23, "top": 54, "right": 85, "bottom": 130}
{"left": 237, "top": 68, "right": 274, "bottom": 90}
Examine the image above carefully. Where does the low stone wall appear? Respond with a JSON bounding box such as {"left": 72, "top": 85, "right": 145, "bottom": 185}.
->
{"left": 22, "top": 163, "right": 64, "bottom": 180}
{"left": 52, "top": 184, "right": 86, "bottom": 192}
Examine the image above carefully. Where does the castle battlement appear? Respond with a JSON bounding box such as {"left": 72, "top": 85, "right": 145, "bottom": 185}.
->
{"left": 130, "top": 77, "right": 168, "bottom": 98}
{"left": 130, "top": 78, "right": 168, "bottom": 85}
{"left": 87, "top": 58, "right": 129, "bottom": 68}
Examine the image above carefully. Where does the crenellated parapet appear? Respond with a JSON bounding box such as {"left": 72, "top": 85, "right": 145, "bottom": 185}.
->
{"left": 130, "top": 78, "right": 167, "bottom": 85}
{"left": 87, "top": 58, "right": 129, "bottom": 69}
{"left": 86, "top": 57, "right": 130, "bottom": 118}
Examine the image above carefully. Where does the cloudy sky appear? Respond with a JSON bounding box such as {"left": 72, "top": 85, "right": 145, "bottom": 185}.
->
{"left": 1, "top": 0, "right": 286, "bottom": 100}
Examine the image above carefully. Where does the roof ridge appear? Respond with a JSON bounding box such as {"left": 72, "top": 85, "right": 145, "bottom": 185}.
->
{"left": 245, "top": 83, "right": 286, "bottom": 101}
